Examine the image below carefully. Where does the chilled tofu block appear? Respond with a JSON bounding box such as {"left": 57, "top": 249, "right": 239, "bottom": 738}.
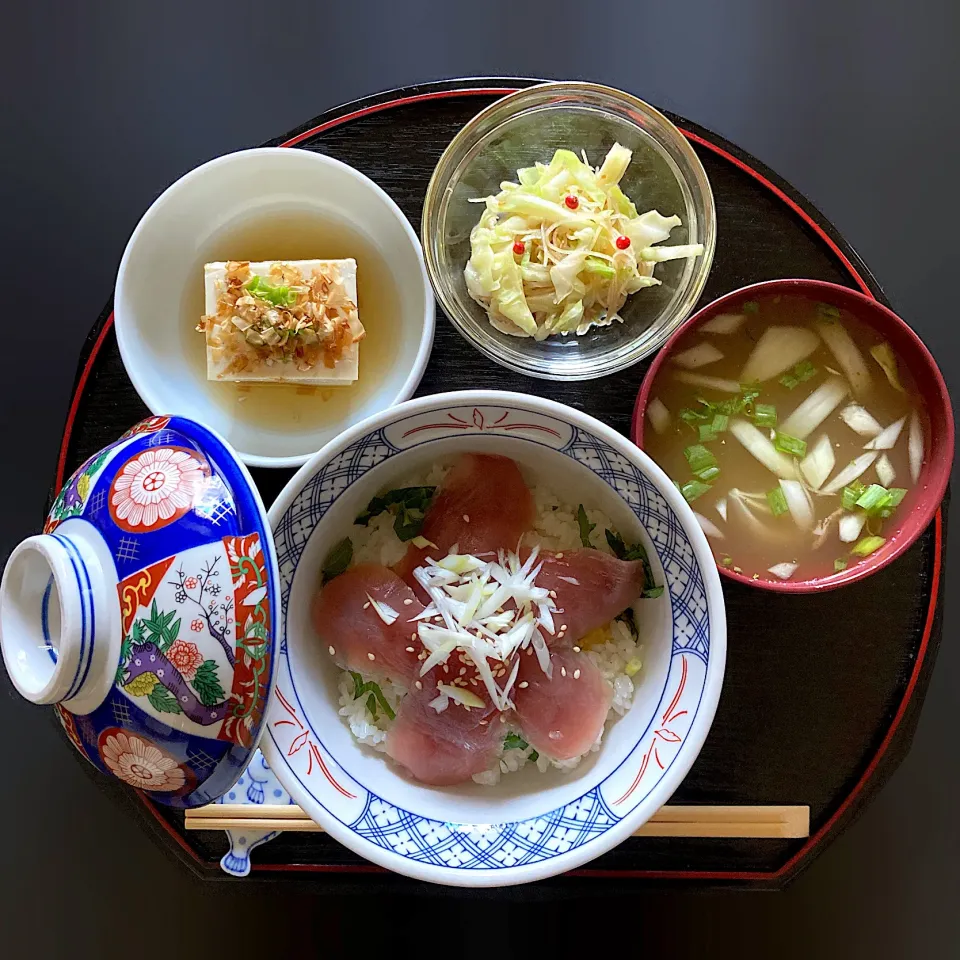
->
{"left": 199, "top": 259, "right": 363, "bottom": 384}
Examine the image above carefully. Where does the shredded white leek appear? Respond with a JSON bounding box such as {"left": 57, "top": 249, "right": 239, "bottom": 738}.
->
{"left": 365, "top": 594, "right": 399, "bottom": 625}
{"left": 411, "top": 546, "right": 557, "bottom": 710}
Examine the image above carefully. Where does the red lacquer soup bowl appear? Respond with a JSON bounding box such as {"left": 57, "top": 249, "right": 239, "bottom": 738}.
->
{"left": 632, "top": 279, "right": 954, "bottom": 593}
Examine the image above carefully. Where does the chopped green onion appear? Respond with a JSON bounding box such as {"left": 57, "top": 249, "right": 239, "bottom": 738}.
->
{"left": 721, "top": 556, "right": 733, "bottom": 567}
{"left": 855, "top": 484, "right": 890, "bottom": 513}
{"left": 817, "top": 302, "right": 840, "bottom": 321}
{"left": 834, "top": 558, "right": 848, "bottom": 572}
{"left": 841, "top": 481, "right": 867, "bottom": 511}
{"left": 878, "top": 487, "right": 908, "bottom": 517}
{"left": 698, "top": 424, "right": 717, "bottom": 443}
{"left": 680, "top": 407, "right": 707, "bottom": 425}
{"left": 779, "top": 360, "right": 818, "bottom": 389}
{"left": 697, "top": 466, "right": 721, "bottom": 483}
{"left": 753, "top": 403, "right": 777, "bottom": 428}
{"left": 245, "top": 275, "right": 298, "bottom": 308}
{"left": 684, "top": 444, "right": 717, "bottom": 475}
{"left": 739, "top": 382, "right": 762, "bottom": 405}
{"left": 774, "top": 432, "right": 807, "bottom": 458}
{"left": 850, "top": 536, "right": 886, "bottom": 557}
{"left": 766, "top": 486, "right": 789, "bottom": 517}
{"left": 681, "top": 480, "right": 712, "bottom": 502}
{"left": 743, "top": 300, "right": 760, "bottom": 313}
{"left": 711, "top": 413, "right": 729, "bottom": 434}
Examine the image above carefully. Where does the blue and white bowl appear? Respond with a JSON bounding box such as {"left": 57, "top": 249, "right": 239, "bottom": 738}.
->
{"left": 0, "top": 416, "right": 279, "bottom": 807}
{"left": 262, "top": 390, "right": 726, "bottom": 886}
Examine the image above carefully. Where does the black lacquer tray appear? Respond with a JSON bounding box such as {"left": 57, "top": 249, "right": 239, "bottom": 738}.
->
{"left": 52, "top": 79, "right": 946, "bottom": 891}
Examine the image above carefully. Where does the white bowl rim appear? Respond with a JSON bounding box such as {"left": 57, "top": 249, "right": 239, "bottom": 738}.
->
{"left": 260, "top": 388, "right": 726, "bottom": 886}
{"left": 114, "top": 146, "right": 436, "bottom": 470}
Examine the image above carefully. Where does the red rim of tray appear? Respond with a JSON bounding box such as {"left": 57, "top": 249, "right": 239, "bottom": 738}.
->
{"left": 632, "top": 278, "right": 954, "bottom": 593}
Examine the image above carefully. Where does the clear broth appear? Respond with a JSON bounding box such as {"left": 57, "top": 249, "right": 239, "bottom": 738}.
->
{"left": 182, "top": 210, "right": 400, "bottom": 434}
{"left": 644, "top": 295, "right": 927, "bottom": 583}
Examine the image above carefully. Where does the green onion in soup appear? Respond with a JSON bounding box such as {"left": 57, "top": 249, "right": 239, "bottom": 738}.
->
{"left": 645, "top": 296, "right": 927, "bottom": 582}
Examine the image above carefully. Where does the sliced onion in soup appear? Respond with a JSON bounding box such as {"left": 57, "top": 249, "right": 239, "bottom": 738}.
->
{"left": 876, "top": 453, "right": 896, "bottom": 487}
{"left": 674, "top": 371, "right": 742, "bottom": 393}
{"left": 908, "top": 411, "right": 924, "bottom": 483}
{"left": 702, "top": 312, "right": 746, "bottom": 335}
{"left": 799, "top": 434, "right": 836, "bottom": 491}
{"left": 729, "top": 419, "right": 799, "bottom": 479}
{"left": 864, "top": 416, "right": 906, "bottom": 451}
{"left": 817, "top": 320, "right": 872, "bottom": 397}
{"left": 839, "top": 403, "right": 882, "bottom": 438}
{"left": 821, "top": 451, "right": 878, "bottom": 494}
{"left": 694, "top": 512, "right": 725, "bottom": 539}
{"left": 780, "top": 479, "right": 815, "bottom": 530}
{"left": 780, "top": 377, "right": 849, "bottom": 440}
{"left": 672, "top": 342, "right": 724, "bottom": 369}
{"left": 647, "top": 397, "right": 671, "bottom": 435}
{"left": 740, "top": 326, "right": 820, "bottom": 383}
{"left": 839, "top": 512, "right": 867, "bottom": 543}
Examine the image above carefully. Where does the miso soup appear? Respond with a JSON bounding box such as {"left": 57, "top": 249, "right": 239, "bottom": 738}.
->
{"left": 644, "top": 295, "right": 928, "bottom": 584}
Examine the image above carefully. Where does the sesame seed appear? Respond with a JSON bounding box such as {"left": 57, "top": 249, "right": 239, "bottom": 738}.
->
{"left": 406, "top": 646, "right": 415, "bottom": 653}
{"left": 367, "top": 653, "right": 375, "bottom": 661}
{"left": 403, "top": 598, "right": 413, "bottom": 606}
{"left": 463, "top": 514, "right": 470, "bottom": 522}
{"left": 415, "top": 681, "right": 422, "bottom": 690}
{"left": 574, "top": 669, "right": 581, "bottom": 679}
{"left": 549, "top": 590, "right": 557, "bottom": 599}
{"left": 479, "top": 719, "right": 487, "bottom": 725}
{"left": 327, "top": 645, "right": 336, "bottom": 656}
{"left": 500, "top": 714, "right": 507, "bottom": 723}
{"left": 518, "top": 681, "right": 529, "bottom": 689}
{"left": 561, "top": 666, "right": 567, "bottom": 677}
{"left": 443, "top": 665, "right": 449, "bottom": 673}
{"left": 572, "top": 645, "right": 581, "bottom": 652}
{"left": 363, "top": 601, "right": 370, "bottom": 609}
{"left": 459, "top": 667, "right": 467, "bottom": 676}
{"left": 556, "top": 552, "right": 564, "bottom": 559}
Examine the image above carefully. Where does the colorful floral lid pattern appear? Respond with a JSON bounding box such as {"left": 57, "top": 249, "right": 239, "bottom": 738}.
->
{"left": 1, "top": 416, "right": 279, "bottom": 807}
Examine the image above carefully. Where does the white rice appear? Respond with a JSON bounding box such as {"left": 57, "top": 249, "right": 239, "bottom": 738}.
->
{"left": 336, "top": 464, "right": 644, "bottom": 786}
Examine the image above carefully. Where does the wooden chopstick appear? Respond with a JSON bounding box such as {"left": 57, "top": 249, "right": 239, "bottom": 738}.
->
{"left": 184, "top": 803, "right": 810, "bottom": 839}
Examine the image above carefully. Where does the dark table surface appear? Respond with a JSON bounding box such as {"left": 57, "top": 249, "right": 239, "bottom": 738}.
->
{"left": 2, "top": 1, "right": 957, "bottom": 957}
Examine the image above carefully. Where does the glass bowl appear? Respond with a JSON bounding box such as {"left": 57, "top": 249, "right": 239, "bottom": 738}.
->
{"left": 422, "top": 82, "right": 716, "bottom": 381}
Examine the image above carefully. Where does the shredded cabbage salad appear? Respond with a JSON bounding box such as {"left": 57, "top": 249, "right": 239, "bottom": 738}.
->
{"left": 464, "top": 143, "right": 704, "bottom": 340}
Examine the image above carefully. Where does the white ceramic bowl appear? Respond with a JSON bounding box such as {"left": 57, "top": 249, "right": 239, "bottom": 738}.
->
{"left": 115, "top": 148, "right": 434, "bottom": 468}
{"left": 261, "top": 390, "right": 726, "bottom": 886}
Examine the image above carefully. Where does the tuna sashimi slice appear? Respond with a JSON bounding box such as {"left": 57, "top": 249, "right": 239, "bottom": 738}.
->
{"left": 535, "top": 550, "right": 647, "bottom": 644}
{"left": 395, "top": 453, "right": 535, "bottom": 587}
{"left": 513, "top": 647, "right": 612, "bottom": 760}
{"left": 385, "top": 682, "right": 502, "bottom": 785}
{"left": 312, "top": 564, "right": 425, "bottom": 684}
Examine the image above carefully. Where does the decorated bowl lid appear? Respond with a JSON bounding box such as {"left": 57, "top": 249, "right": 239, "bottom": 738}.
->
{"left": 0, "top": 416, "right": 279, "bottom": 807}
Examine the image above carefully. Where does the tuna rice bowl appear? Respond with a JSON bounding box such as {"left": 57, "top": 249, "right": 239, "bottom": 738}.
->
{"left": 311, "top": 452, "right": 664, "bottom": 787}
